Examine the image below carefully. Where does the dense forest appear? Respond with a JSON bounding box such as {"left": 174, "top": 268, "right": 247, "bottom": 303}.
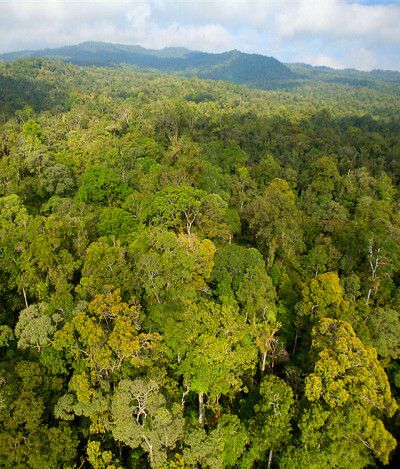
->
{"left": 1, "top": 57, "right": 400, "bottom": 468}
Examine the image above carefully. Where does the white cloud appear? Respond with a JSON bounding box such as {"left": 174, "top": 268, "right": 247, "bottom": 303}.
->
{"left": 151, "top": 0, "right": 276, "bottom": 28}
{"left": 294, "top": 52, "right": 346, "bottom": 69}
{"left": 0, "top": 0, "right": 399, "bottom": 70}
{"left": 276, "top": 0, "right": 400, "bottom": 43}
{"left": 142, "top": 23, "right": 233, "bottom": 52}
{"left": 342, "top": 44, "right": 380, "bottom": 70}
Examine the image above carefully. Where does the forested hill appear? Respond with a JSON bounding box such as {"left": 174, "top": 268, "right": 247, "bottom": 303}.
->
{"left": 287, "top": 63, "right": 400, "bottom": 86}
{"left": 0, "top": 41, "right": 295, "bottom": 88}
{"left": 2, "top": 58, "right": 400, "bottom": 468}
{"left": 2, "top": 41, "right": 400, "bottom": 92}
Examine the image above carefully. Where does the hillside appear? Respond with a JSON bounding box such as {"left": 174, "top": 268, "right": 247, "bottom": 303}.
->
{"left": 287, "top": 62, "right": 400, "bottom": 86}
{"left": 2, "top": 42, "right": 400, "bottom": 93}
{"left": 0, "top": 41, "right": 296, "bottom": 88}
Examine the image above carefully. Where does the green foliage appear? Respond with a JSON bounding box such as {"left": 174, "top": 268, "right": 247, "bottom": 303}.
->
{"left": 77, "top": 165, "right": 132, "bottom": 205}
{"left": 0, "top": 325, "right": 13, "bottom": 347}
{"left": 22, "top": 119, "right": 43, "bottom": 147}
{"left": 1, "top": 57, "right": 400, "bottom": 468}
{"left": 243, "top": 178, "right": 304, "bottom": 266}
{"left": 183, "top": 414, "right": 247, "bottom": 468}
{"left": 42, "top": 163, "right": 75, "bottom": 196}
{"left": 77, "top": 237, "right": 134, "bottom": 298}
{"left": 210, "top": 244, "right": 277, "bottom": 322}
{"left": 242, "top": 375, "right": 294, "bottom": 467}
{"left": 131, "top": 228, "right": 216, "bottom": 306}
{"left": 112, "top": 377, "right": 184, "bottom": 468}
{"left": 364, "top": 307, "right": 400, "bottom": 359}
{"left": 53, "top": 288, "right": 161, "bottom": 379}
{"left": 300, "top": 272, "right": 349, "bottom": 320}
{"left": 87, "top": 440, "right": 119, "bottom": 469}
{"left": 150, "top": 186, "right": 206, "bottom": 236}
{"left": 296, "top": 319, "right": 398, "bottom": 467}
{"left": 0, "top": 360, "right": 78, "bottom": 468}
{"left": 96, "top": 206, "right": 138, "bottom": 241}
{"left": 165, "top": 298, "right": 257, "bottom": 399}
{"left": 15, "top": 302, "right": 60, "bottom": 350}
{"left": 306, "top": 319, "right": 397, "bottom": 414}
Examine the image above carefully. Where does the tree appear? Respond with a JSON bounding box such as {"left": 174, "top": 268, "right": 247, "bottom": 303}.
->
{"left": 0, "top": 194, "right": 31, "bottom": 313}
{"left": 111, "top": 377, "right": 184, "bottom": 468}
{"left": 150, "top": 186, "right": 206, "bottom": 237}
{"left": 309, "top": 155, "right": 341, "bottom": 196}
{"left": 0, "top": 360, "right": 78, "bottom": 468}
{"left": 183, "top": 414, "right": 247, "bottom": 468}
{"left": 243, "top": 178, "right": 303, "bottom": 266}
{"left": 131, "top": 228, "right": 216, "bottom": 307}
{"left": 364, "top": 307, "right": 400, "bottom": 359}
{"left": 15, "top": 302, "right": 61, "bottom": 351}
{"left": 53, "top": 288, "right": 161, "bottom": 379}
{"left": 209, "top": 244, "right": 279, "bottom": 371}
{"left": 218, "top": 141, "right": 248, "bottom": 174}
{"left": 96, "top": 206, "right": 138, "bottom": 242}
{"left": 16, "top": 214, "right": 86, "bottom": 308}
{"left": 77, "top": 165, "right": 132, "bottom": 205}
{"left": 77, "top": 237, "right": 135, "bottom": 299}
{"left": 243, "top": 375, "right": 294, "bottom": 468}
{"left": 87, "top": 440, "right": 120, "bottom": 469}
{"left": 285, "top": 318, "right": 398, "bottom": 468}
{"left": 21, "top": 119, "right": 44, "bottom": 148}
{"left": 0, "top": 200, "right": 86, "bottom": 315}
{"left": 210, "top": 244, "right": 277, "bottom": 323}
{"left": 42, "top": 163, "right": 75, "bottom": 196}
{"left": 164, "top": 298, "right": 257, "bottom": 425}
{"left": 299, "top": 272, "right": 349, "bottom": 321}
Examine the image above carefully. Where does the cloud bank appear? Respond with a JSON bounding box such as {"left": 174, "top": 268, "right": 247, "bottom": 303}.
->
{"left": 1, "top": 0, "right": 399, "bottom": 70}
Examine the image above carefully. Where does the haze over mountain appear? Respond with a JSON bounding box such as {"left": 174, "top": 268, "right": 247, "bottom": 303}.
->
{"left": 1, "top": 41, "right": 400, "bottom": 90}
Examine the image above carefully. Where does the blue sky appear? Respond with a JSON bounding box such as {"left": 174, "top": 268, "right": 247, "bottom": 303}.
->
{"left": 0, "top": 0, "right": 399, "bottom": 71}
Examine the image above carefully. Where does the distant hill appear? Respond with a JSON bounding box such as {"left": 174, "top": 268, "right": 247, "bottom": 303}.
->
{"left": 287, "top": 63, "right": 400, "bottom": 85}
{"left": 0, "top": 41, "right": 296, "bottom": 88}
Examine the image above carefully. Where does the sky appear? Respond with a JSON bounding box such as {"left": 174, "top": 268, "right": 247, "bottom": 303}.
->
{"left": 0, "top": 0, "right": 399, "bottom": 71}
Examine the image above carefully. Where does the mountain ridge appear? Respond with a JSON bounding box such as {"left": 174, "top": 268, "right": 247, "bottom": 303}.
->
{"left": 0, "top": 41, "right": 297, "bottom": 88}
{"left": 1, "top": 41, "right": 400, "bottom": 89}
